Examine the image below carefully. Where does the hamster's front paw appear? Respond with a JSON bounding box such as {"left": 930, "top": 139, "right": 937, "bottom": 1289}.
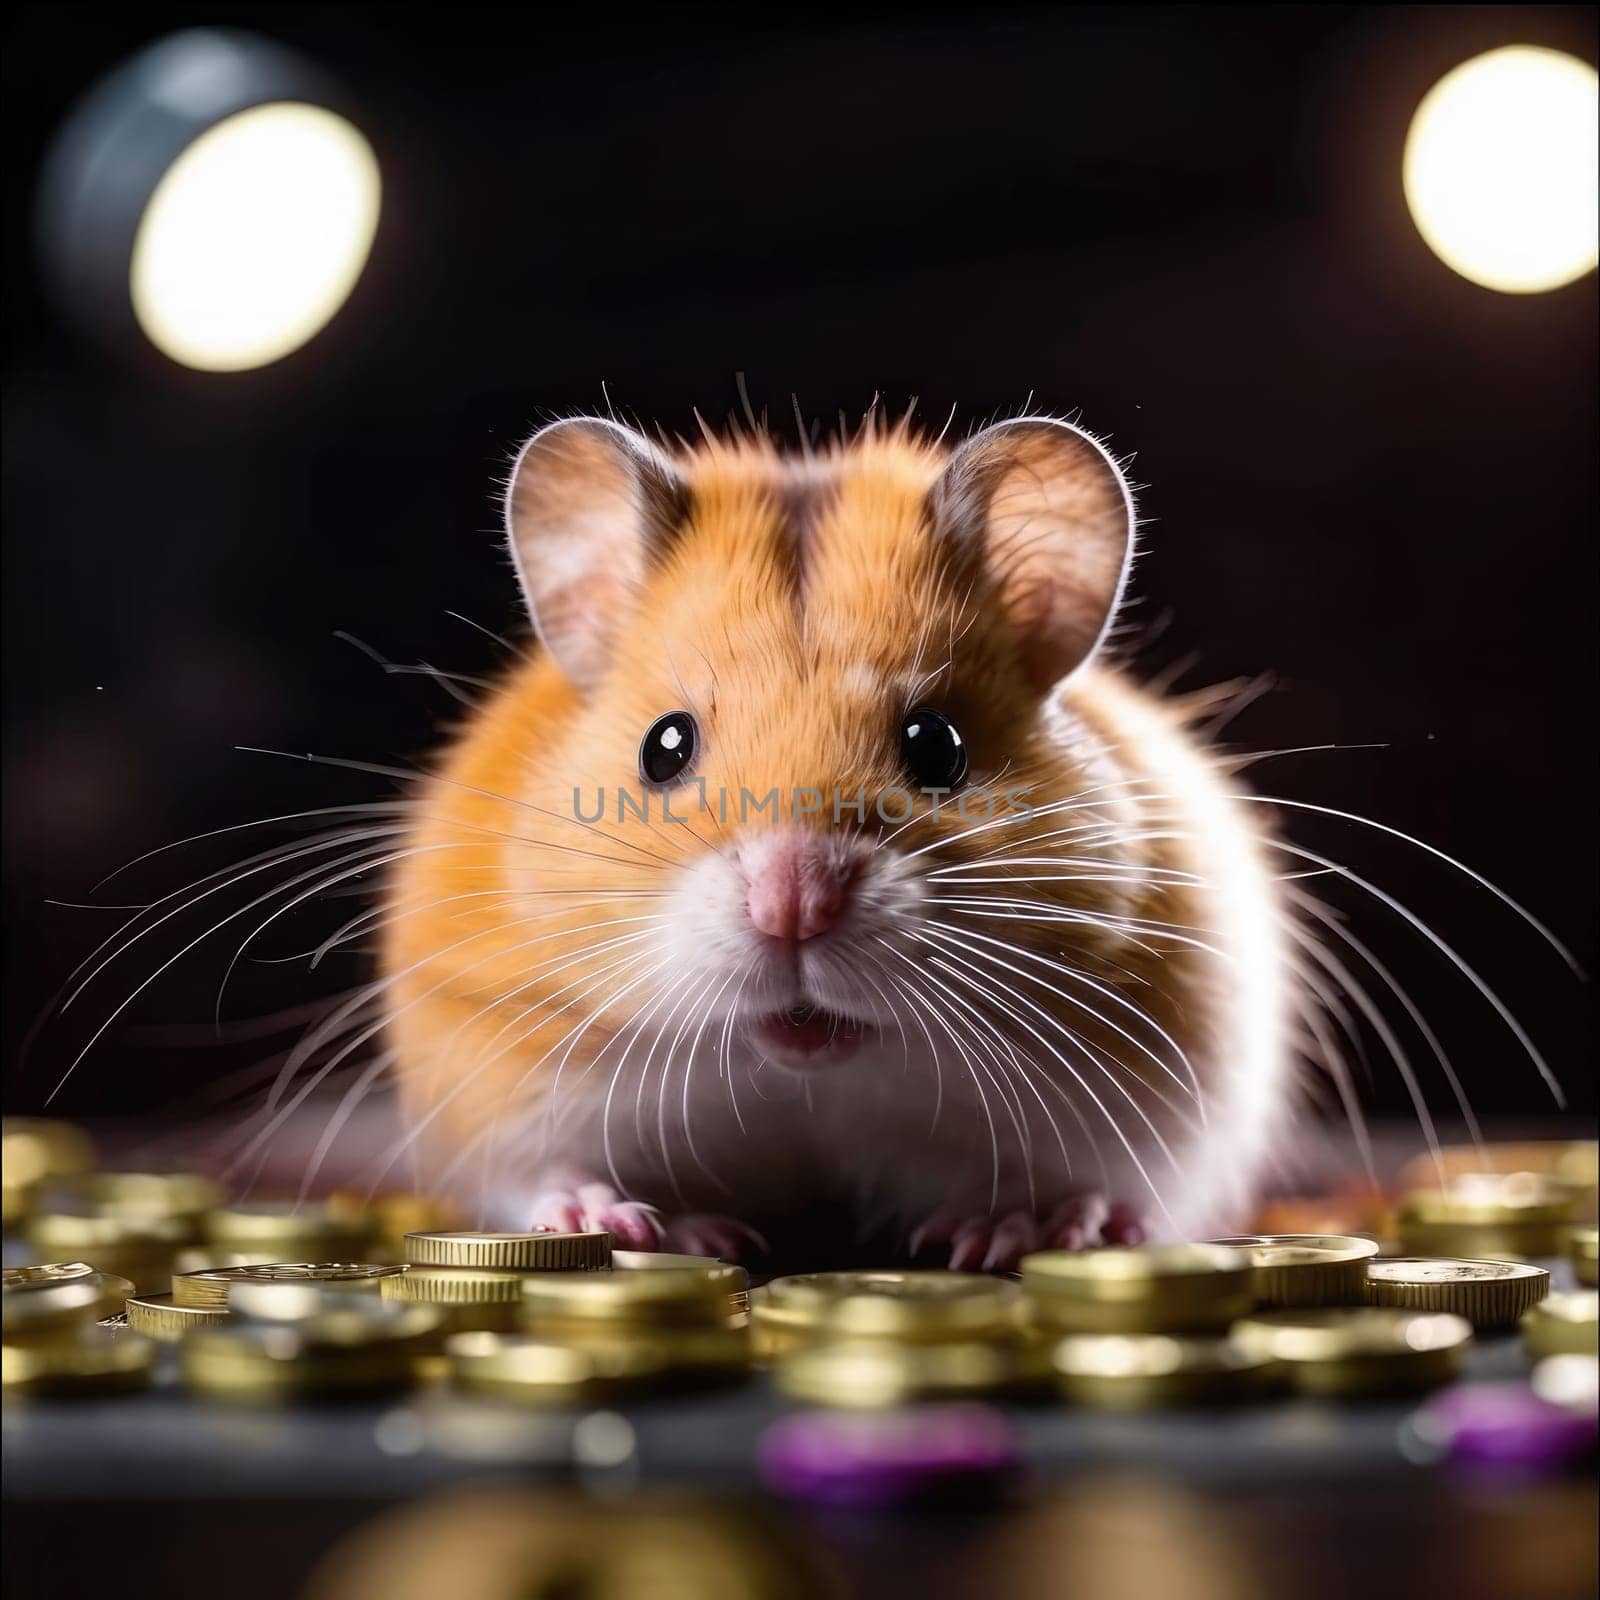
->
{"left": 526, "top": 1184, "right": 766, "bottom": 1263}
{"left": 658, "top": 1214, "right": 769, "bottom": 1263}
{"left": 527, "top": 1181, "right": 663, "bottom": 1249}
{"left": 908, "top": 1196, "right": 1148, "bottom": 1271}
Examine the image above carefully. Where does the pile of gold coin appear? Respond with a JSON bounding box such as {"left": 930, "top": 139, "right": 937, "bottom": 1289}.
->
{"left": 4, "top": 1118, "right": 1597, "bottom": 1419}
{"left": 426, "top": 1232, "right": 752, "bottom": 1402}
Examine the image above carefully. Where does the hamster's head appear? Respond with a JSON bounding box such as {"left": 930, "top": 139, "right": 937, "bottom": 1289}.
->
{"left": 498, "top": 414, "right": 1137, "bottom": 1070}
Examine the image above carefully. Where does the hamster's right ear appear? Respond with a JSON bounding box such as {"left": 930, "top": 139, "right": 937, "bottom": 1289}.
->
{"left": 504, "top": 417, "right": 688, "bottom": 689}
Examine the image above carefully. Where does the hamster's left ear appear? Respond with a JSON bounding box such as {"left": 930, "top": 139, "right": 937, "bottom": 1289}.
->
{"left": 503, "top": 417, "right": 688, "bottom": 690}
{"left": 930, "top": 416, "right": 1136, "bottom": 691}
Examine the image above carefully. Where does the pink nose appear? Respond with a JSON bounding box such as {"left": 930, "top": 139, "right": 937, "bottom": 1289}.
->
{"left": 743, "top": 831, "right": 858, "bottom": 943}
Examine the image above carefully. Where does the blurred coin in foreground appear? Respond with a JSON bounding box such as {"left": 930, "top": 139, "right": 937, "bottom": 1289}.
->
{"left": 182, "top": 1303, "right": 441, "bottom": 1402}
{"left": 3, "top": 1262, "right": 134, "bottom": 1341}
{"left": 1231, "top": 1308, "right": 1471, "bottom": 1396}
{"left": 173, "top": 1261, "right": 405, "bottom": 1310}
{"left": 774, "top": 1338, "right": 1046, "bottom": 1408}
{"left": 449, "top": 1328, "right": 747, "bottom": 1404}
{"left": 304, "top": 1487, "right": 830, "bottom": 1600}
{"left": 1049, "top": 1334, "right": 1277, "bottom": 1409}
{"left": 1568, "top": 1225, "right": 1598, "bottom": 1288}
{"left": 1020, "top": 1245, "right": 1253, "bottom": 1334}
{"left": 1521, "top": 1292, "right": 1599, "bottom": 1360}
{"left": 2, "top": 1322, "right": 155, "bottom": 1396}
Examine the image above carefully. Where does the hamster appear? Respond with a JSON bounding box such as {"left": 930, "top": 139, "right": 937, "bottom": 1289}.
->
{"left": 380, "top": 413, "right": 1292, "bottom": 1268}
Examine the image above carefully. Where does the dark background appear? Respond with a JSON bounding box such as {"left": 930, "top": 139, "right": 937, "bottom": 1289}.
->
{"left": 3, "top": 4, "right": 1595, "bottom": 1137}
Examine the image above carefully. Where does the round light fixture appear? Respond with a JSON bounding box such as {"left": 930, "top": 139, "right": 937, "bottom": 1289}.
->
{"left": 1403, "top": 45, "right": 1598, "bottom": 294}
{"left": 38, "top": 30, "right": 382, "bottom": 371}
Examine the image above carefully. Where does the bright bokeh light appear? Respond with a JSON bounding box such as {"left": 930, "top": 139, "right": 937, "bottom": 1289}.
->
{"left": 1403, "top": 46, "right": 1598, "bottom": 294}
{"left": 130, "top": 101, "right": 381, "bottom": 371}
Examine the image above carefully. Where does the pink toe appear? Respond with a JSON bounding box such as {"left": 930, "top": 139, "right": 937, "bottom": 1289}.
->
{"left": 601, "top": 1205, "right": 664, "bottom": 1250}
{"left": 947, "top": 1223, "right": 990, "bottom": 1272}
{"left": 983, "top": 1211, "right": 1037, "bottom": 1272}
{"left": 909, "top": 1212, "right": 960, "bottom": 1257}
{"left": 529, "top": 1193, "right": 585, "bottom": 1233}
{"left": 1043, "top": 1195, "right": 1108, "bottom": 1252}
{"left": 662, "top": 1215, "right": 766, "bottom": 1262}
{"left": 1100, "top": 1204, "right": 1147, "bottom": 1246}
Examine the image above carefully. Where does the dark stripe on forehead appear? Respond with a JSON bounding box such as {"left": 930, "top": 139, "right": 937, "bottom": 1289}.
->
{"left": 773, "top": 462, "right": 842, "bottom": 600}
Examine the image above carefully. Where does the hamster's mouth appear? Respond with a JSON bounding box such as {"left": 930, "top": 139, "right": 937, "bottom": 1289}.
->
{"left": 748, "top": 1003, "right": 867, "bottom": 1067}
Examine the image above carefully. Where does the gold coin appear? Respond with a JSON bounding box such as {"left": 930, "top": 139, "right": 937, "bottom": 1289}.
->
{"left": 404, "top": 1230, "right": 611, "bottom": 1271}
{"left": 202, "top": 1202, "right": 378, "bottom": 1253}
{"left": 3, "top": 1262, "right": 136, "bottom": 1340}
{"left": 227, "top": 1277, "right": 418, "bottom": 1321}
{"left": 383, "top": 1265, "right": 522, "bottom": 1305}
{"left": 125, "top": 1291, "right": 229, "bottom": 1341}
{"left": 611, "top": 1251, "right": 752, "bottom": 1314}
{"left": 1521, "top": 1291, "right": 1599, "bottom": 1360}
{"left": 1020, "top": 1245, "right": 1254, "bottom": 1334}
{"left": 182, "top": 1304, "right": 441, "bottom": 1402}
{"left": 1231, "top": 1307, "right": 1471, "bottom": 1395}
{"left": 521, "top": 1263, "right": 745, "bottom": 1335}
{"left": 1363, "top": 1256, "right": 1549, "bottom": 1329}
{"left": 74, "top": 1170, "right": 227, "bottom": 1220}
{"left": 1399, "top": 1141, "right": 1599, "bottom": 1197}
{"left": 448, "top": 1327, "right": 748, "bottom": 1404}
{"left": 2, "top": 1177, "right": 39, "bottom": 1231}
{"left": 774, "top": 1336, "right": 1046, "bottom": 1408}
{"left": 1397, "top": 1172, "right": 1577, "bottom": 1259}
{"left": 1049, "top": 1334, "right": 1278, "bottom": 1409}
{"left": 1208, "top": 1235, "right": 1378, "bottom": 1307}
{"left": 2, "top": 1322, "right": 155, "bottom": 1395}
{"left": 1569, "top": 1225, "right": 1599, "bottom": 1288}
{"left": 752, "top": 1271, "right": 1018, "bottom": 1350}
{"left": 173, "top": 1261, "right": 406, "bottom": 1310}
{"left": 380, "top": 1266, "right": 526, "bottom": 1333}
{"left": 24, "top": 1209, "right": 193, "bottom": 1291}
{"left": 1, "top": 1117, "right": 96, "bottom": 1181}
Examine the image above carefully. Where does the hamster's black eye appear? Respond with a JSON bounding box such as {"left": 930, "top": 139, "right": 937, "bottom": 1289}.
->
{"left": 639, "top": 711, "right": 697, "bottom": 787}
{"left": 900, "top": 708, "right": 968, "bottom": 790}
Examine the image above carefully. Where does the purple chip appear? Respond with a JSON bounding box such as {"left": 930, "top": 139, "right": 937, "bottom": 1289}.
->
{"left": 757, "top": 1405, "right": 1019, "bottom": 1506}
{"left": 1415, "top": 1382, "right": 1598, "bottom": 1477}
